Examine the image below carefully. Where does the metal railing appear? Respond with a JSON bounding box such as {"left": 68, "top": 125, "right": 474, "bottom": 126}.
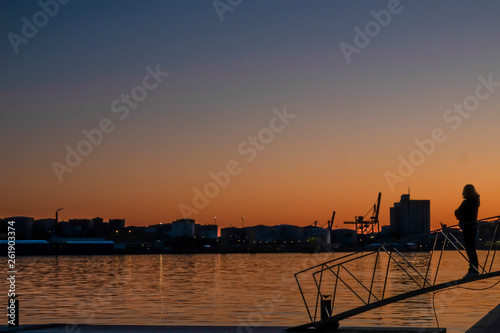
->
{"left": 293, "top": 216, "right": 500, "bottom": 327}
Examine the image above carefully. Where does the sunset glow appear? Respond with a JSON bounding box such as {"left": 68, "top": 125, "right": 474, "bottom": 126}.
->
{"left": 2, "top": 0, "right": 500, "bottom": 230}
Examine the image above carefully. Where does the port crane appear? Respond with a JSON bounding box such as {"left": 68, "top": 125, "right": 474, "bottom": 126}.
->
{"left": 343, "top": 192, "right": 381, "bottom": 235}
{"left": 311, "top": 211, "right": 335, "bottom": 230}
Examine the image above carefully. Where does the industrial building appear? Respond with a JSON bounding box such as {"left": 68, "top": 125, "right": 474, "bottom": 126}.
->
{"left": 390, "top": 194, "right": 431, "bottom": 247}
{"left": 4, "top": 216, "right": 34, "bottom": 240}
{"left": 171, "top": 218, "right": 195, "bottom": 238}
{"left": 331, "top": 228, "right": 357, "bottom": 248}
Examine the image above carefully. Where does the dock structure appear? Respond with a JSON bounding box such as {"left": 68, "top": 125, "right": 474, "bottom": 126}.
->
{"left": 288, "top": 216, "right": 500, "bottom": 331}
{"left": 466, "top": 303, "right": 500, "bottom": 333}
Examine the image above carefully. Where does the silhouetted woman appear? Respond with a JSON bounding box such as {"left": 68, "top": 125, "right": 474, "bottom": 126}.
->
{"left": 454, "top": 184, "right": 480, "bottom": 278}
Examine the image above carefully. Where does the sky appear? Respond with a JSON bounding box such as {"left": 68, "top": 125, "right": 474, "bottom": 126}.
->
{"left": 1, "top": 0, "right": 500, "bottom": 230}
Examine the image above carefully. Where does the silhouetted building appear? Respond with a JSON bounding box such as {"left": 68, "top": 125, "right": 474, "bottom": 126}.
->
{"left": 91, "top": 217, "right": 106, "bottom": 236}
{"left": 390, "top": 194, "right": 431, "bottom": 247}
{"left": 5, "top": 216, "right": 34, "bottom": 240}
{"left": 196, "top": 224, "right": 218, "bottom": 240}
{"left": 55, "top": 221, "right": 68, "bottom": 237}
{"left": 93, "top": 217, "right": 104, "bottom": 224}
{"left": 273, "top": 224, "right": 304, "bottom": 242}
{"left": 220, "top": 227, "right": 246, "bottom": 245}
{"left": 172, "top": 219, "right": 195, "bottom": 238}
{"left": 69, "top": 219, "right": 94, "bottom": 236}
{"left": 331, "top": 228, "right": 356, "bottom": 247}
{"left": 33, "top": 218, "right": 56, "bottom": 240}
{"left": 245, "top": 225, "right": 276, "bottom": 244}
{"left": 304, "top": 226, "right": 331, "bottom": 244}
{"left": 109, "top": 219, "right": 125, "bottom": 232}
{"left": 150, "top": 223, "right": 172, "bottom": 234}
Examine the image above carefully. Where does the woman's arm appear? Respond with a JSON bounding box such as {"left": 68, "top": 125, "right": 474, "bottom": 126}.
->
{"left": 455, "top": 200, "right": 466, "bottom": 220}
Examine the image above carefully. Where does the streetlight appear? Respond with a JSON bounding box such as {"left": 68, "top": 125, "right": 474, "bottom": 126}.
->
{"left": 55, "top": 207, "right": 64, "bottom": 237}
{"left": 55, "top": 207, "right": 64, "bottom": 222}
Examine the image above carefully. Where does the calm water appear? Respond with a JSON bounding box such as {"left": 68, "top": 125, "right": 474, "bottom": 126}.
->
{"left": 3, "top": 252, "right": 500, "bottom": 332}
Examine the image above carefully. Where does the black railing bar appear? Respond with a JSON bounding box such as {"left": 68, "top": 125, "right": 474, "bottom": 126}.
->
{"left": 489, "top": 240, "right": 498, "bottom": 273}
{"left": 433, "top": 234, "right": 447, "bottom": 286}
{"left": 479, "top": 215, "right": 500, "bottom": 221}
{"left": 295, "top": 274, "right": 313, "bottom": 322}
{"left": 312, "top": 265, "right": 325, "bottom": 322}
{"left": 294, "top": 252, "right": 365, "bottom": 276}
{"left": 368, "top": 248, "right": 380, "bottom": 304}
{"left": 383, "top": 248, "right": 422, "bottom": 289}
{"left": 324, "top": 264, "right": 367, "bottom": 306}
{"left": 441, "top": 230, "right": 485, "bottom": 273}
{"left": 483, "top": 221, "right": 499, "bottom": 274}
{"left": 339, "top": 264, "right": 380, "bottom": 302}
{"left": 488, "top": 222, "right": 499, "bottom": 273}
{"left": 449, "top": 232, "right": 466, "bottom": 250}
{"left": 331, "top": 265, "right": 340, "bottom": 311}
{"left": 381, "top": 248, "right": 391, "bottom": 300}
{"left": 310, "top": 251, "right": 377, "bottom": 278}
{"left": 393, "top": 248, "right": 430, "bottom": 287}
{"left": 423, "top": 232, "right": 439, "bottom": 288}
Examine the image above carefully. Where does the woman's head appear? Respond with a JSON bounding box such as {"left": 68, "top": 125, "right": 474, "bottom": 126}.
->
{"left": 463, "top": 184, "right": 479, "bottom": 199}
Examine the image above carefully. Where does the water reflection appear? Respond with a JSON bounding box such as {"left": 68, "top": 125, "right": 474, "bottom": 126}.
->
{"left": 2, "top": 252, "right": 498, "bottom": 332}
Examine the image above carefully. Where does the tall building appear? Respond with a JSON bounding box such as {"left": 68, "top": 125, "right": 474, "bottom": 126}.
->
{"left": 390, "top": 194, "right": 431, "bottom": 247}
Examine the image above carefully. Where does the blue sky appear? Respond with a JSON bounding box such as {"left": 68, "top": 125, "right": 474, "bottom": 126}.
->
{"left": 2, "top": 0, "right": 500, "bottom": 226}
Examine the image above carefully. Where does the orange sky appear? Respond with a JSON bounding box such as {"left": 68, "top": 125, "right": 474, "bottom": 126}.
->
{"left": 2, "top": 1, "right": 500, "bottom": 231}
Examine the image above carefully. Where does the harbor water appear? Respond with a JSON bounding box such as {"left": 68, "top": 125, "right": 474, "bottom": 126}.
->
{"left": 3, "top": 252, "right": 500, "bottom": 332}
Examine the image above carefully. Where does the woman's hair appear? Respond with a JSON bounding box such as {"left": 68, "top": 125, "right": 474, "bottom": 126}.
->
{"left": 463, "top": 184, "right": 479, "bottom": 199}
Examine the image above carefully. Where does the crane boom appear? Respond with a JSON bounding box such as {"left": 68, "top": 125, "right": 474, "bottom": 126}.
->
{"left": 343, "top": 192, "right": 381, "bottom": 235}
{"left": 327, "top": 211, "right": 335, "bottom": 230}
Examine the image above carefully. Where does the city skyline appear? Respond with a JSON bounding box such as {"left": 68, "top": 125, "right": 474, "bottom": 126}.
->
{"left": 2, "top": 1, "right": 500, "bottom": 229}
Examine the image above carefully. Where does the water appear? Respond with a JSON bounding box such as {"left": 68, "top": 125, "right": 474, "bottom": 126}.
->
{"left": 3, "top": 252, "right": 500, "bottom": 332}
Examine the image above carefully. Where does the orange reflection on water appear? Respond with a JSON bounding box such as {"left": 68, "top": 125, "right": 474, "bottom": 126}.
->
{"left": 3, "top": 252, "right": 499, "bottom": 332}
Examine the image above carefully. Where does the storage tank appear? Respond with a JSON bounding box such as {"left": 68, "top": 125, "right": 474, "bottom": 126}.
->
{"left": 200, "top": 225, "right": 218, "bottom": 240}
{"left": 274, "top": 224, "right": 303, "bottom": 242}
{"left": 245, "top": 225, "right": 275, "bottom": 243}
{"left": 172, "top": 219, "right": 195, "bottom": 238}
{"left": 5, "top": 217, "right": 34, "bottom": 240}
